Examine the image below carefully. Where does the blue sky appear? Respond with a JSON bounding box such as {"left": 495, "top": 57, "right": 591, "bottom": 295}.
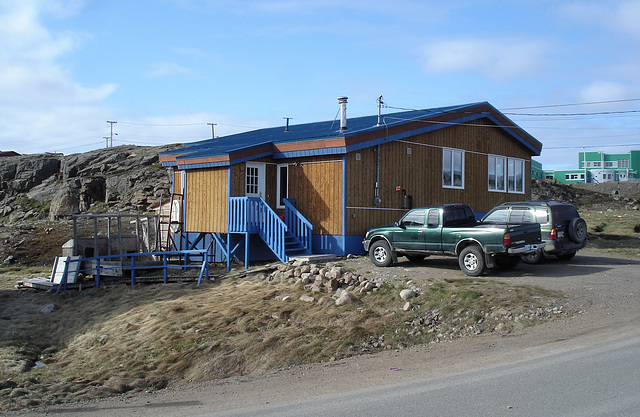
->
{"left": 1, "top": 0, "right": 639, "bottom": 170}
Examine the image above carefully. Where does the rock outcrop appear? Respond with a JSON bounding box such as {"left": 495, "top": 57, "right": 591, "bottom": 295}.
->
{"left": 0, "top": 144, "right": 182, "bottom": 222}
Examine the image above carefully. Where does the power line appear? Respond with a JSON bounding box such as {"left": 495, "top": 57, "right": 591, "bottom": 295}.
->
{"left": 501, "top": 98, "right": 640, "bottom": 110}
{"left": 504, "top": 109, "right": 640, "bottom": 117}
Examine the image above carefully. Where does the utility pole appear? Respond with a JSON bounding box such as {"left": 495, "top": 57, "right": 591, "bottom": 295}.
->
{"left": 104, "top": 136, "right": 110, "bottom": 148}
{"left": 207, "top": 122, "right": 216, "bottom": 139}
{"left": 107, "top": 120, "right": 117, "bottom": 147}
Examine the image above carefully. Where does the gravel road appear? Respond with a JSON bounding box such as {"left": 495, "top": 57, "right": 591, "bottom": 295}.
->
{"left": 12, "top": 249, "right": 640, "bottom": 417}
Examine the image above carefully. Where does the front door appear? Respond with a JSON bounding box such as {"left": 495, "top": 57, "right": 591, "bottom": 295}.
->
{"left": 245, "top": 162, "right": 265, "bottom": 198}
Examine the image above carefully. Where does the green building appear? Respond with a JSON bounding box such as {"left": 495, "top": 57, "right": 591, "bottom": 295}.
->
{"left": 544, "top": 150, "right": 640, "bottom": 184}
{"left": 531, "top": 159, "right": 544, "bottom": 180}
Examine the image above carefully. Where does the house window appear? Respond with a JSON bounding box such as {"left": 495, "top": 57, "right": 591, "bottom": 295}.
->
{"left": 276, "top": 164, "right": 288, "bottom": 208}
{"left": 246, "top": 166, "right": 259, "bottom": 195}
{"left": 545, "top": 174, "right": 554, "bottom": 180}
{"left": 443, "top": 148, "right": 464, "bottom": 189}
{"left": 508, "top": 158, "right": 524, "bottom": 193}
{"left": 593, "top": 161, "right": 601, "bottom": 167}
{"left": 605, "top": 161, "right": 615, "bottom": 168}
{"left": 488, "top": 155, "right": 506, "bottom": 192}
{"left": 619, "top": 159, "right": 629, "bottom": 168}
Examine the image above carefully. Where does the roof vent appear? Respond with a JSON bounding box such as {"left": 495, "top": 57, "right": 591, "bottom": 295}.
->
{"left": 338, "top": 96, "right": 348, "bottom": 131}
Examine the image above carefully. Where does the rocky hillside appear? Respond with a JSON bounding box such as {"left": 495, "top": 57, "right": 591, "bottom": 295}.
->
{"left": 2, "top": 147, "right": 640, "bottom": 266}
{"left": 0, "top": 144, "right": 181, "bottom": 223}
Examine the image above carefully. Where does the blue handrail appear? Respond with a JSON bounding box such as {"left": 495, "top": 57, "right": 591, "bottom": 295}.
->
{"left": 229, "top": 197, "right": 288, "bottom": 262}
{"left": 283, "top": 198, "right": 313, "bottom": 253}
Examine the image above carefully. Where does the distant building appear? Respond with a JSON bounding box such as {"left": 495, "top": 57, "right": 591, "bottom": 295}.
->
{"left": 531, "top": 159, "right": 544, "bottom": 180}
{"left": 543, "top": 150, "right": 640, "bottom": 184}
{"left": 0, "top": 150, "right": 20, "bottom": 157}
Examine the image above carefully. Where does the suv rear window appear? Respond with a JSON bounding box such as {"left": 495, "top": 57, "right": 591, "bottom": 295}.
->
{"left": 551, "top": 205, "right": 579, "bottom": 222}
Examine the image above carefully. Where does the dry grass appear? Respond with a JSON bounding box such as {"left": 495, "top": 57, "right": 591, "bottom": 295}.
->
{"left": 0, "top": 262, "right": 568, "bottom": 411}
{"left": 580, "top": 208, "right": 640, "bottom": 256}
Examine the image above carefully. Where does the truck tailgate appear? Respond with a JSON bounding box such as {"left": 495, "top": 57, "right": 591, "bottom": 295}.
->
{"left": 507, "top": 223, "right": 542, "bottom": 245}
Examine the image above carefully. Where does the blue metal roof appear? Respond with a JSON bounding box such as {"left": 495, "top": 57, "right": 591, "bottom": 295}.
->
{"left": 160, "top": 101, "right": 542, "bottom": 166}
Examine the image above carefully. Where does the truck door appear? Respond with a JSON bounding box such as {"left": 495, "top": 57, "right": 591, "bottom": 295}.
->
{"left": 393, "top": 209, "right": 426, "bottom": 251}
{"left": 422, "top": 208, "right": 443, "bottom": 252}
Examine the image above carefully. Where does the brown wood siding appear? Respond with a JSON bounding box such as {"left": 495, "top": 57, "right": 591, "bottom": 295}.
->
{"left": 173, "top": 170, "right": 183, "bottom": 195}
{"left": 185, "top": 168, "right": 228, "bottom": 233}
{"left": 230, "top": 163, "right": 244, "bottom": 197}
{"left": 347, "top": 120, "right": 533, "bottom": 235}
{"left": 289, "top": 160, "right": 343, "bottom": 235}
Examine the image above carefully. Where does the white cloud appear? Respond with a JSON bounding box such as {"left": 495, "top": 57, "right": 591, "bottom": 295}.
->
{"left": 560, "top": 0, "right": 640, "bottom": 41}
{"left": 418, "top": 38, "right": 548, "bottom": 81}
{"left": 579, "top": 80, "right": 627, "bottom": 102}
{"left": 145, "top": 61, "right": 193, "bottom": 77}
{"left": 0, "top": 0, "right": 116, "bottom": 152}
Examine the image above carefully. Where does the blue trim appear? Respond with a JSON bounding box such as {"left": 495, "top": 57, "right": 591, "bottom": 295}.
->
{"left": 272, "top": 147, "right": 346, "bottom": 159}
{"left": 177, "top": 150, "right": 275, "bottom": 170}
{"left": 162, "top": 161, "right": 178, "bottom": 167}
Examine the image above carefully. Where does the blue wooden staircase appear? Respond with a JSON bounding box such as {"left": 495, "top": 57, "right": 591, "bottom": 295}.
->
{"left": 228, "top": 197, "right": 312, "bottom": 265}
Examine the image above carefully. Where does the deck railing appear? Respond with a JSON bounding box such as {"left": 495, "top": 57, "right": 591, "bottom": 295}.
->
{"left": 283, "top": 198, "right": 313, "bottom": 253}
{"left": 229, "top": 197, "right": 287, "bottom": 262}
{"left": 56, "top": 249, "right": 210, "bottom": 293}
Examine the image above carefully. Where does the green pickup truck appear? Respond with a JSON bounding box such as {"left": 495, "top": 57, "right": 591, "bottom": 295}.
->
{"left": 362, "top": 204, "right": 545, "bottom": 276}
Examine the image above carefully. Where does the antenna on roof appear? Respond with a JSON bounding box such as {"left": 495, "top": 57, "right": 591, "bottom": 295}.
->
{"left": 376, "top": 95, "right": 384, "bottom": 126}
{"left": 284, "top": 117, "right": 292, "bottom": 132}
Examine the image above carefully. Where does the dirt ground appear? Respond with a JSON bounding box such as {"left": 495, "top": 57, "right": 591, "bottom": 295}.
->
{"left": 7, "top": 248, "right": 640, "bottom": 416}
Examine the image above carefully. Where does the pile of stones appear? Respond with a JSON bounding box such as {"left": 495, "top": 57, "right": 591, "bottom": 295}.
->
{"left": 258, "top": 260, "right": 386, "bottom": 306}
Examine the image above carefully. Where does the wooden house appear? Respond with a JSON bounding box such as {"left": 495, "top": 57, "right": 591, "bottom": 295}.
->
{"left": 159, "top": 99, "right": 542, "bottom": 268}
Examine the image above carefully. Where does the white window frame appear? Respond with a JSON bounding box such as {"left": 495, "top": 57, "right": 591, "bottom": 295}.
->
{"left": 618, "top": 159, "right": 629, "bottom": 168}
{"left": 442, "top": 148, "right": 464, "bottom": 189}
{"left": 507, "top": 158, "right": 525, "bottom": 194}
{"left": 245, "top": 162, "right": 265, "bottom": 198}
{"left": 488, "top": 155, "right": 506, "bottom": 192}
{"left": 276, "top": 163, "right": 288, "bottom": 209}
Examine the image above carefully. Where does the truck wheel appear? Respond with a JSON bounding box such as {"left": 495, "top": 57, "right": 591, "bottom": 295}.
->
{"left": 458, "top": 246, "right": 486, "bottom": 276}
{"left": 369, "top": 240, "right": 393, "bottom": 267}
{"left": 494, "top": 255, "right": 520, "bottom": 270}
{"left": 568, "top": 218, "right": 587, "bottom": 243}
{"left": 522, "top": 249, "right": 544, "bottom": 264}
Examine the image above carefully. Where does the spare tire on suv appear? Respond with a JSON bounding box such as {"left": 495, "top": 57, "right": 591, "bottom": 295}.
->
{"left": 568, "top": 217, "right": 587, "bottom": 243}
{"left": 481, "top": 201, "right": 588, "bottom": 264}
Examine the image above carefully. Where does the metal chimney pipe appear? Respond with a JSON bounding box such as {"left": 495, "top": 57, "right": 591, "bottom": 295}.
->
{"left": 338, "top": 96, "right": 348, "bottom": 131}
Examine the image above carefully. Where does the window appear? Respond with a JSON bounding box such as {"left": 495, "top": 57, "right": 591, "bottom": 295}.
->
{"left": 619, "top": 159, "right": 629, "bottom": 168}
{"left": 400, "top": 209, "right": 425, "bottom": 227}
{"left": 605, "top": 161, "right": 615, "bottom": 168}
{"left": 489, "top": 156, "right": 523, "bottom": 193}
{"left": 443, "top": 148, "right": 464, "bottom": 189}
{"left": 488, "top": 155, "right": 506, "bottom": 191}
{"left": 510, "top": 207, "right": 535, "bottom": 223}
{"left": 427, "top": 209, "right": 439, "bottom": 227}
{"left": 508, "top": 159, "right": 524, "bottom": 193}
{"left": 246, "top": 165, "right": 259, "bottom": 195}
{"left": 593, "top": 161, "right": 602, "bottom": 167}
{"left": 276, "top": 164, "right": 288, "bottom": 208}
{"left": 483, "top": 208, "right": 509, "bottom": 223}
{"left": 545, "top": 174, "right": 554, "bottom": 180}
